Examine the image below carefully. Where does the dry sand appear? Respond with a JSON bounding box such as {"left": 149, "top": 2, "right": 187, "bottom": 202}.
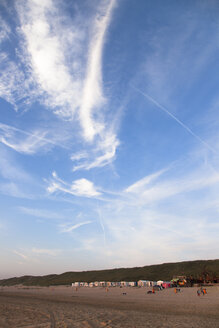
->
{"left": 0, "top": 285, "right": 219, "bottom": 327}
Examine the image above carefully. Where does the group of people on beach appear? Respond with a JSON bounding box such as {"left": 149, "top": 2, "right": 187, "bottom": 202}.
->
{"left": 197, "top": 287, "right": 207, "bottom": 296}
{"left": 174, "top": 288, "right": 181, "bottom": 294}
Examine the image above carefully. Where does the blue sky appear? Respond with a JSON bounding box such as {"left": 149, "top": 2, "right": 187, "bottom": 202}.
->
{"left": 0, "top": 0, "right": 219, "bottom": 278}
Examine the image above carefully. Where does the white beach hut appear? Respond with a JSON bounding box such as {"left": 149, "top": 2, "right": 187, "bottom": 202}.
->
{"left": 147, "top": 281, "right": 156, "bottom": 287}
{"left": 128, "top": 281, "right": 137, "bottom": 287}
{"left": 157, "top": 280, "right": 164, "bottom": 286}
{"left": 138, "top": 280, "right": 148, "bottom": 287}
{"left": 107, "top": 281, "right": 113, "bottom": 287}
{"left": 89, "top": 282, "right": 95, "bottom": 287}
{"left": 120, "top": 281, "right": 129, "bottom": 287}
{"left": 94, "top": 281, "right": 100, "bottom": 287}
{"left": 100, "top": 281, "right": 107, "bottom": 287}
{"left": 74, "top": 282, "right": 81, "bottom": 287}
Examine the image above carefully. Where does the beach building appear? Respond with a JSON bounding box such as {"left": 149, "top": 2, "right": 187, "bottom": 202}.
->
{"left": 89, "top": 282, "right": 95, "bottom": 287}
{"left": 107, "top": 282, "right": 114, "bottom": 287}
{"left": 120, "top": 281, "right": 129, "bottom": 287}
{"left": 100, "top": 281, "right": 107, "bottom": 287}
{"left": 111, "top": 282, "right": 117, "bottom": 287}
{"left": 94, "top": 281, "right": 100, "bottom": 287}
{"left": 128, "top": 281, "right": 137, "bottom": 287}
{"left": 115, "top": 282, "right": 121, "bottom": 287}
{"left": 157, "top": 280, "right": 163, "bottom": 286}
{"left": 147, "top": 281, "right": 156, "bottom": 287}
{"left": 73, "top": 282, "right": 81, "bottom": 287}
{"left": 138, "top": 280, "right": 148, "bottom": 287}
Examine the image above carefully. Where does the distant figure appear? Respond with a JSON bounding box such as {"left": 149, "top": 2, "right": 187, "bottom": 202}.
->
{"left": 203, "top": 288, "right": 207, "bottom": 295}
{"left": 197, "top": 289, "right": 200, "bottom": 296}
{"left": 152, "top": 288, "right": 155, "bottom": 294}
{"left": 174, "top": 288, "right": 177, "bottom": 294}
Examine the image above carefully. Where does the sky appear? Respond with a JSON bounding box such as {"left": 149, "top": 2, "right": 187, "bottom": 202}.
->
{"left": 0, "top": 0, "right": 219, "bottom": 278}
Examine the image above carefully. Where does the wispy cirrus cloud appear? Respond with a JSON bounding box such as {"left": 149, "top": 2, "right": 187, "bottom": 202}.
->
{"left": 0, "top": 145, "right": 33, "bottom": 181}
{"left": 1, "top": 130, "right": 50, "bottom": 154}
{"left": 65, "top": 155, "right": 219, "bottom": 265}
{"left": 0, "top": 122, "right": 70, "bottom": 154}
{"left": 17, "top": 0, "right": 118, "bottom": 158}
{"left": 80, "top": 0, "right": 116, "bottom": 141}
{"left": 31, "top": 248, "right": 61, "bottom": 256}
{"left": 123, "top": 157, "right": 219, "bottom": 207}
{"left": 125, "top": 167, "right": 168, "bottom": 193}
{"left": 0, "top": 182, "right": 33, "bottom": 199}
{"left": 47, "top": 171, "right": 101, "bottom": 198}
{"left": 13, "top": 250, "right": 28, "bottom": 260}
{"left": 60, "top": 221, "right": 92, "bottom": 233}
{"left": 16, "top": 0, "right": 83, "bottom": 118}
{"left": 72, "top": 132, "right": 119, "bottom": 171}
{"left": 137, "top": 8, "right": 219, "bottom": 110}
{"left": 19, "top": 206, "right": 64, "bottom": 220}
{"left": 0, "top": 52, "right": 31, "bottom": 109}
{"left": 13, "top": 248, "right": 61, "bottom": 261}
{"left": 0, "top": 145, "right": 41, "bottom": 199}
{"left": 0, "top": 16, "right": 11, "bottom": 42}
{"left": 132, "top": 86, "right": 216, "bottom": 154}
{"left": 0, "top": 0, "right": 119, "bottom": 169}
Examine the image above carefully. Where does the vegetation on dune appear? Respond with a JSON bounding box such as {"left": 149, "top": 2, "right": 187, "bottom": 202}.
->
{"left": 0, "top": 259, "right": 219, "bottom": 286}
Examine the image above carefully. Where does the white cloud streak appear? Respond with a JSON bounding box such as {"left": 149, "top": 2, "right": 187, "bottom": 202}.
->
{"left": 13, "top": 250, "right": 28, "bottom": 260}
{"left": 47, "top": 172, "right": 101, "bottom": 198}
{"left": 0, "top": 0, "right": 119, "bottom": 169}
{"left": 124, "top": 165, "right": 219, "bottom": 206}
{"left": 0, "top": 145, "right": 41, "bottom": 199}
{"left": 0, "top": 122, "right": 70, "bottom": 154}
{"left": 80, "top": 0, "right": 116, "bottom": 141}
{"left": 31, "top": 248, "right": 61, "bottom": 256}
{"left": 125, "top": 168, "right": 168, "bottom": 193}
{"left": 0, "top": 146, "right": 33, "bottom": 182}
{"left": 72, "top": 132, "right": 119, "bottom": 171}
{"left": 19, "top": 206, "right": 64, "bottom": 220}
{"left": 0, "top": 52, "right": 30, "bottom": 109}
{"left": 61, "top": 221, "right": 92, "bottom": 233}
{"left": 0, "top": 17, "right": 11, "bottom": 43}
{"left": 16, "top": 0, "right": 82, "bottom": 118}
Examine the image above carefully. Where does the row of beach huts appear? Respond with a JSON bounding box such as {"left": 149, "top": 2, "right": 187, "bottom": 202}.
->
{"left": 72, "top": 280, "right": 173, "bottom": 288}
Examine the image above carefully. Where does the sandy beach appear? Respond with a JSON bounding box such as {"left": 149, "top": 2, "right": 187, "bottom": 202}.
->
{"left": 0, "top": 285, "right": 219, "bottom": 327}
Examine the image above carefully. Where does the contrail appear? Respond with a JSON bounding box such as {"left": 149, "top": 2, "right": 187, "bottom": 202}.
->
{"left": 96, "top": 199, "right": 106, "bottom": 248}
{"left": 0, "top": 122, "right": 70, "bottom": 150}
{"left": 132, "top": 85, "right": 216, "bottom": 154}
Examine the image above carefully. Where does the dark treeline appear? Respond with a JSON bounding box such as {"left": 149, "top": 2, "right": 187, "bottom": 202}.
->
{"left": 1, "top": 259, "right": 219, "bottom": 286}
